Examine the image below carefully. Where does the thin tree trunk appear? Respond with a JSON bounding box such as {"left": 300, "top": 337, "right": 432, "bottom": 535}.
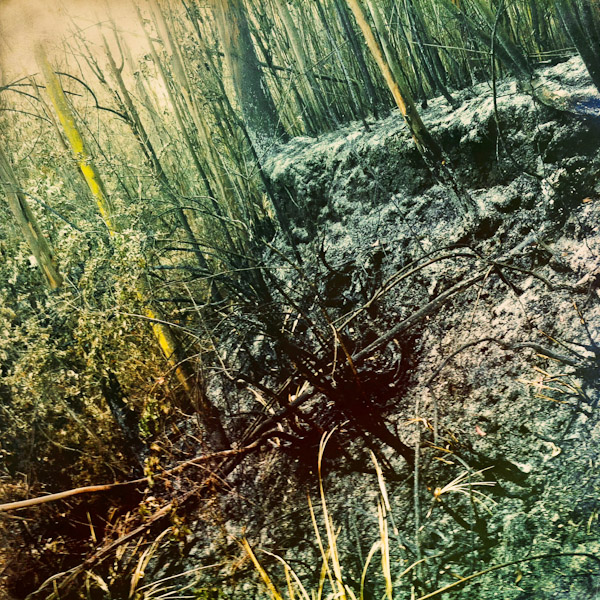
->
{"left": 315, "top": 0, "right": 368, "bottom": 125}
{"left": 439, "top": 0, "right": 588, "bottom": 114}
{"left": 210, "top": 0, "right": 287, "bottom": 150}
{"left": 102, "top": 34, "right": 227, "bottom": 303}
{"left": 334, "top": 0, "right": 381, "bottom": 117}
{"left": 271, "top": 0, "right": 335, "bottom": 130}
{"left": 394, "top": 8, "right": 428, "bottom": 104}
{"left": 35, "top": 47, "right": 118, "bottom": 231}
{"left": 0, "top": 144, "right": 63, "bottom": 289}
{"left": 139, "top": 8, "right": 239, "bottom": 237}
{"left": 147, "top": 1, "right": 249, "bottom": 238}
{"left": 346, "top": 0, "right": 443, "bottom": 162}
{"left": 347, "top": 0, "right": 479, "bottom": 218}
{"left": 556, "top": 0, "right": 600, "bottom": 93}
{"left": 406, "top": 0, "right": 458, "bottom": 107}
{"left": 530, "top": 0, "right": 549, "bottom": 55}
{"left": 437, "top": 0, "right": 531, "bottom": 80}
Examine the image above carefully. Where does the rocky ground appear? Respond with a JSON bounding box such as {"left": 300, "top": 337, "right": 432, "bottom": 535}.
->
{"left": 247, "top": 56, "right": 600, "bottom": 599}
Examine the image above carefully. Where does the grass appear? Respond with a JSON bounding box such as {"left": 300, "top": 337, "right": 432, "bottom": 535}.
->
{"left": 75, "top": 428, "right": 600, "bottom": 600}
{"left": 241, "top": 431, "right": 404, "bottom": 600}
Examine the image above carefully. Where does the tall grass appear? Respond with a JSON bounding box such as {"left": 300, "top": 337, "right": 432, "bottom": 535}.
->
{"left": 242, "top": 435, "right": 600, "bottom": 600}
{"left": 242, "top": 431, "right": 401, "bottom": 600}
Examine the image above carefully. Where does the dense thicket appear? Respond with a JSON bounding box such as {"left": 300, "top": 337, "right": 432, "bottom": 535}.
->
{"left": 1, "top": 0, "right": 600, "bottom": 597}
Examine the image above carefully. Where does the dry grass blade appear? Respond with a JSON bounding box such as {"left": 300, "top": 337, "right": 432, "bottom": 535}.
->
{"left": 377, "top": 501, "right": 393, "bottom": 600}
{"left": 245, "top": 435, "right": 505, "bottom": 600}
{"left": 260, "top": 549, "right": 312, "bottom": 600}
{"left": 136, "top": 563, "right": 223, "bottom": 593}
{"left": 85, "top": 571, "right": 110, "bottom": 594}
{"left": 359, "top": 541, "right": 382, "bottom": 600}
{"left": 317, "top": 430, "right": 352, "bottom": 600}
{"left": 429, "top": 467, "right": 496, "bottom": 515}
{"left": 129, "top": 529, "right": 170, "bottom": 598}
{"left": 241, "top": 538, "right": 284, "bottom": 600}
{"left": 369, "top": 451, "right": 391, "bottom": 513}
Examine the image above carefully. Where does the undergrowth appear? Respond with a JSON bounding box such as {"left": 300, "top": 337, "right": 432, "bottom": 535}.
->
{"left": 239, "top": 432, "right": 600, "bottom": 600}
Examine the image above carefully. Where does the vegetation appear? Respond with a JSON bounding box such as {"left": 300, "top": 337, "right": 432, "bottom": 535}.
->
{"left": 1, "top": 0, "right": 600, "bottom": 598}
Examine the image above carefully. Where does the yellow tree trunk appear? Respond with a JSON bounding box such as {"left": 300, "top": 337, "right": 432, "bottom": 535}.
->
{"left": 35, "top": 46, "right": 118, "bottom": 232}
{"left": 345, "top": 0, "right": 443, "bottom": 164}
{"left": 0, "top": 145, "right": 63, "bottom": 289}
{"left": 346, "top": 0, "right": 479, "bottom": 218}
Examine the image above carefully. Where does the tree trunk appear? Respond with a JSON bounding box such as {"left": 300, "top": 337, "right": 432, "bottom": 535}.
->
{"left": 35, "top": 46, "right": 118, "bottom": 232}
{"left": 347, "top": 0, "right": 478, "bottom": 218}
{"left": 438, "top": 0, "right": 590, "bottom": 115}
{"left": 333, "top": 0, "right": 381, "bottom": 117}
{"left": 405, "top": 0, "right": 458, "bottom": 107}
{"left": 146, "top": 1, "right": 249, "bottom": 243}
{"left": 345, "top": 0, "right": 443, "bottom": 163}
{"left": 0, "top": 144, "right": 63, "bottom": 289}
{"left": 271, "top": 0, "right": 334, "bottom": 130}
{"left": 210, "top": 0, "right": 287, "bottom": 151}
{"left": 315, "top": 0, "right": 369, "bottom": 125}
{"left": 102, "top": 34, "right": 226, "bottom": 303}
{"left": 556, "top": 0, "right": 600, "bottom": 94}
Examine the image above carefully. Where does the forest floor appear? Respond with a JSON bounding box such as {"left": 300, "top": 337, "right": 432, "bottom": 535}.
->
{"left": 5, "top": 57, "right": 600, "bottom": 600}
{"left": 260, "top": 57, "right": 600, "bottom": 599}
{"left": 227, "top": 56, "right": 600, "bottom": 599}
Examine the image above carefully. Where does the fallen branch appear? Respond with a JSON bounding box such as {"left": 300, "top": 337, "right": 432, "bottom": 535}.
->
{"left": 0, "top": 429, "right": 287, "bottom": 513}
{"left": 0, "top": 480, "right": 145, "bottom": 512}
{"left": 424, "top": 337, "right": 585, "bottom": 391}
{"left": 26, "top": 497, "right": 178, "bottom": 600}
{"left": 354, "top": 271, "right": 487, "bottom": 364}
{"left": 336, "top": 250, "right": 479, "bottom": 330}
{"left": 23, "top": 429, "right": 299, "bottom": 599}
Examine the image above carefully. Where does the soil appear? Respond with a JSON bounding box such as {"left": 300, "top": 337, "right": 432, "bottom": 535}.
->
{"left": 250, "top": 55, "right": 600, "bottom": 599}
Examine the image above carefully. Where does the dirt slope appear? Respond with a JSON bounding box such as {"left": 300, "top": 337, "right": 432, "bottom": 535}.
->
{"left": 31, "top": 56, "right": 600, "bottom": 600}
{"left": 257, "top": 56, "right": 600, "bottom": 599}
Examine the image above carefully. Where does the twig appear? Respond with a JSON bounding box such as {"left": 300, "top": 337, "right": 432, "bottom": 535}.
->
{"left": 336, "top": 250, "right": 478, "bottom": 330}
{"left": 424, "top": 337, "right": 585, "bottom": 393}
{"left": 26, "top": 501, "right": 176, "bottom": 600}
{"left": 353, "top": 271, "right": 487, "bottom": 364}
{"left": 491, "top": 261, "right": 585, "bottom": 293}
{"left": 413, "top": 392, "right": 423, "bottom": 586}
{"left": 0, "top": 480, "right": 145, "bottom": 512}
